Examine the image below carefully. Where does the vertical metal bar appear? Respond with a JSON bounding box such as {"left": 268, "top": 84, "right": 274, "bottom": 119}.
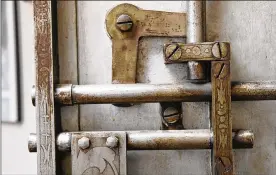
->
{"left": 34, "top": 1, "right": 59, "bottom": 174}
{"left": 211, "top": 61, "right": 233, "bottom": 175}
{"left": 187, "top": 1, "right": 207, "bottom": 82}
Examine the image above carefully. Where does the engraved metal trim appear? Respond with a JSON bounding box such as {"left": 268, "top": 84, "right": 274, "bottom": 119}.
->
{"left": 34, "top": 1, "right": 59, "bottom": 174}
{"left": 164, "top": 42, "right": 230, "bottom": 63}
{"left": 212, "top": 60, "right": 233, "bottom": 175}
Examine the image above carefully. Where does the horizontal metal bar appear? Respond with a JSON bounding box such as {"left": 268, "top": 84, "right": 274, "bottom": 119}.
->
{"left": 56, "top": 129, "right": 253, "bottom": 152}
{"left": 53, "top": 81, "right": 276, "bottom": 105}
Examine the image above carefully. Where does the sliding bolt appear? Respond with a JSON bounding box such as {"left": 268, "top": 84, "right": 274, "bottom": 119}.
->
{"left": 212, "top": 42, "right": 228, "bottom": 58}
{"left": 106, "top": 136, "right": 119, "bottom": 148}
{"left": 116, "top": 14, "right": 133, "bottom": 32}
{"left": 78, "top": 137, "right": 90, "bottom": 150}
{"left": 165, "top": 44, "right": 182, "bottom": 61}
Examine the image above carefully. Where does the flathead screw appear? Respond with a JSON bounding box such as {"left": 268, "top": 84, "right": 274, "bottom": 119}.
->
{"left": 106, "top": 136, "right": 119, "bottom": 148}
{"left": 212, "top": 42, "right": 228, "bottom": 58}
{"left": 116, "top": 14, "right": 133, "bottom": 32}
{"left": 165, "top": 44, "right": 182, "bottom": 61}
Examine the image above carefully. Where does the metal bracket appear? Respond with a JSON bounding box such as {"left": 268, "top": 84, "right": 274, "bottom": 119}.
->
{"left": 105, "top": 3, "right": 186, "bottom": 84}
{"left": 165, "top": 42, "right": 232, "bottom": 174}
{"left": 71, "top": 132, "right": 127, "bottom": 175}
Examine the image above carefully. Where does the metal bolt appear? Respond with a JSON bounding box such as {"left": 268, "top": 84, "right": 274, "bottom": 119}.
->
{"left": 163, "top": 107, "right": 181, "bottom": 124}
{"left": 212, "top": 42, "right": 228, "bottom": 58}
{"left": 106, "top": 136, "right": 119, "bottom": 148}
{"left": 116, "top": 14, "right": 133, "bottom": 32}
{"left": 165, "top": 44, "right": 182, "bottom": 61}
{"left": 78, "top": 137, "right": 90, "bottom": 150}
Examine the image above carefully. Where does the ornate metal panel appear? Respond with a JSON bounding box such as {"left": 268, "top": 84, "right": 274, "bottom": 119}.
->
{"left": 71, "top": 132, "right": 127, "bottom": 175}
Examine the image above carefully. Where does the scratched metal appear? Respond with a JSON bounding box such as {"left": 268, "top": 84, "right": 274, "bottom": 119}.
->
{"left": 74, "top": 1, "right": 276, "bottom": 175}
{"left": 34, "top": 1, "right": 59, "bottom": 174}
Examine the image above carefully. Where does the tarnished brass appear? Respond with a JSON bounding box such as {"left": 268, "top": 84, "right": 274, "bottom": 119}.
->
{"left": 211, "top": 60, "right": 233, "bottom": 174}
{"left": 105, "top": 3, "right": 186, "bottom": 84}
{"left": 164, "top": 42, "right": 230, "bottom": 63}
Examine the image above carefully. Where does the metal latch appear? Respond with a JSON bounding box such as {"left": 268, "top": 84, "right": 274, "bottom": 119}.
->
{"left": 30, "top": 1, "right": 276, "bottom": 175}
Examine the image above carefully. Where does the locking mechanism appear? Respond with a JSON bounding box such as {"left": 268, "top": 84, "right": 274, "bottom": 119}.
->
{"left": 30, "top": 2, "right": 276, "bottom": 175}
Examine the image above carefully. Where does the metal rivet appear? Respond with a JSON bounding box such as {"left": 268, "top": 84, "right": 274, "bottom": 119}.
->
{"left": 116, "top": 14, "right": 133, "bottom": 32}
{"left": 106, "top": 136, "right": 119, "bottom": 148}
{"left": 78, "top": 137, "right": 90, "bottom": 150}
{"left": 165, "top": 44, "right": 182, "bottom": 61}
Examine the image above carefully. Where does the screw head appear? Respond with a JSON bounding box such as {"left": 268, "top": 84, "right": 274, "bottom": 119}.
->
{"left": 116, "top": 14, "right": 133, "bottom": 32}
{"left": 165, "top": 44, "right": 182, "bottom": 61}
{"left": 106, "top": 136, "right": 119, "bottom": 148}
{"left": 78, "top": 137, "right": 90, "bottom": 150}
{"left": 163, "top": 107, "right": 181, "bottom": 124}
{"left": 212, "top": 42, "right": 228, "bottom": 58}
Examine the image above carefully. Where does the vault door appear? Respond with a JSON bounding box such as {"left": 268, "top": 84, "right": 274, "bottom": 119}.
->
{"left": 31, "top": 1, "right": 276, "bottom": 175}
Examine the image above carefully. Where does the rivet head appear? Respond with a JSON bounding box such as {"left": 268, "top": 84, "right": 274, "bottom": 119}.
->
{"left": 106, "top": 136, "right": 119, "bottom": 148}
{"left": 116, "top": 14, "right": 133, "bottom": 32}
{"left": 78, "top": 137, "right": 90, "bottom": 150}
{"left": 165, "top": 44, "right": 182, "bottom": 61}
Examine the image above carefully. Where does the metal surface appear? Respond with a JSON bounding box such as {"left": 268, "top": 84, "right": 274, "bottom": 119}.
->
{"left": 116, "top": 14, "right": 133, "bottom": 32}
{"left": 106, "top": 136, "right": 119, "bottom": 148}
{"left": 105, "top": 3, "right": 186, "bottom": 84}
{"left": 71, "top": 132, "right": 127, "bottom": 175}
{"left": 78, "top": 137, "right": 90, "bottom": 150}
{"left": 51, "top": 81, "right": 276, "bottom": 105}
{"left": 160, "top": 102, "right": 183, "bottom": 130}
{"left": 28, "top": 133, "right": 37, "bottom": 153}
{"left": 56, "top": 132, "right": 71, "bottom": 152}
{"left": 187, "top": 1, "right": 207, "bottom": 82}
{"left": 31, "top": 85, "right": 36, "bottom": 106}
{"left": 54, "top": 130, "right": 253, "bottom": 152}
{"left": 211, "top": 60, "right": 233, "bottom": 175}
{"left": 34, "top": 1, "right": 59, "bottom": 174}
{"left": 164, "top": 42, "right": 230, "bottom": 63}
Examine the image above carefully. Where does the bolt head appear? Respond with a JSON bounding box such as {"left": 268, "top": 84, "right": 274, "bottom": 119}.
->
{"left": 165, "top": 44, "right": 182, "bottom": 61}
{"left": 106, "top": 136, "right": 119, "bottom": 148}
{"left": 78, "top": 137, "right": 90, "bottom": 149}
{"left": 116, "top": 14, "right": 133, "bottom": 32}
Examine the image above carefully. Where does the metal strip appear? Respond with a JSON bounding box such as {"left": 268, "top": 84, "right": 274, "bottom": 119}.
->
{"left": 34, "top": 1, "right": 59, "bottom": 174}
{"left": 212, "top": 61, "right": 233, "bottom": 174}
